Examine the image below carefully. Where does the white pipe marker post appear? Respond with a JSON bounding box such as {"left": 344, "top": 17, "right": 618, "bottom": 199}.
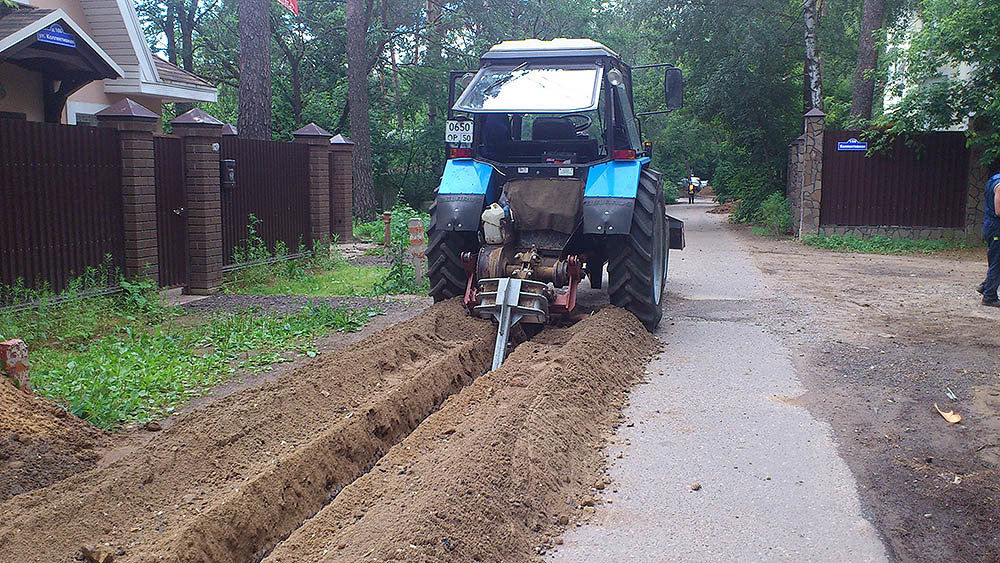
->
{"left": 408, "top": 218, "right": 426, "bottom": 284}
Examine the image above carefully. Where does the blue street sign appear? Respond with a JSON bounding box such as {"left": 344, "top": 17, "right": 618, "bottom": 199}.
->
{"left": 36, "top": 24, "right": 76, "bottom": 48}
{"left": 837, "top": 138, "right": 868, "bottom": 152}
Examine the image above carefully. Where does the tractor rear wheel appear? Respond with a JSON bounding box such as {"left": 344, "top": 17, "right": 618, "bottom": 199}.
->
{"left": 608, "top": 168, "right": 668, "bottom": 332}
{"left": 427, "top": 200, "right": 479, "bottom": 302}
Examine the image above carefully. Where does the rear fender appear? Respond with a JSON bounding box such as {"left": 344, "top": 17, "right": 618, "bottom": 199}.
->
{"left": 434, "top": 159, "right": 496, "bottom": 232}
{"left": 667, "top": 214, "right": 685, "bottom": 250}
{"left": 581, "top": 158, "right": 648, "bottom": 235}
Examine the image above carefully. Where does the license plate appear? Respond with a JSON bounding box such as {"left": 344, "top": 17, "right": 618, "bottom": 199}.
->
{"left": 445, "top": 120, "right": 474, "bottom": 144}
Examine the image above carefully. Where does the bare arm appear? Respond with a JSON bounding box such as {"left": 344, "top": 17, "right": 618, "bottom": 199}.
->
{"left": 994, "top": 186, "right": 1000, "bottom": 219}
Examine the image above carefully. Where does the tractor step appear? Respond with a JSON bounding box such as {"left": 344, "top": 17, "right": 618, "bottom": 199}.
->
{"left": 473, "top": 278, "right": 549, "bottom": 370}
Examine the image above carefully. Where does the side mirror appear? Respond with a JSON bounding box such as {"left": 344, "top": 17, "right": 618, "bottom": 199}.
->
{"left": 664, "top": 68, "right": 683, "bottom": 110}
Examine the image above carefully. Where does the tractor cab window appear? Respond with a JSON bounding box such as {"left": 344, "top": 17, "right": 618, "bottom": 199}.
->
{"left": 454, "top": 63, "right": 603, "bottom": 113}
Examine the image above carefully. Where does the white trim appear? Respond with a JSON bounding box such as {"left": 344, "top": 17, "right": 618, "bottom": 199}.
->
{"left": 65, "top": 100, "right": 109, "bottom": 124}
{"left": 0, "top": 9, "right": 125, "bottom": 78}
{"left": 114, "top": 0, "right": 159, "bottom": 83}
{"left": 103, "top": 79, "right": 218, "bottom": 103}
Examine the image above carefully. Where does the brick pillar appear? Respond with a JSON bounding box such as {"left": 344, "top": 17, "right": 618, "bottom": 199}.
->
{"left": 292, "top": 123, "right": 333, "bottom": 253}
{"left": 799, "top": 108, "right": 826, "bottom": 237}
{"left": 96, "top": 98, "right": 160, "bottom": 281}
{"left": 171, "top": 108, "right": 224, "bottom": 295}
{"left": 330, "top": 133, "right": 355, "bottom": 242}
{"left": 786, "top": 136, "right": 805, "bottom": 237}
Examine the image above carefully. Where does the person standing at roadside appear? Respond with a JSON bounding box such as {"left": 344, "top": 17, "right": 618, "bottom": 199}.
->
{"left": 688, "top": 183, "right": 696, "bottom": 204}
{"left": 978, "top": 172, "right": 1000, "bottom": 306}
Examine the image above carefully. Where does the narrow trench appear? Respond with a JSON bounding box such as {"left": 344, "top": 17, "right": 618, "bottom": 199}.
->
{"left": 151, "top": 329, "right": 524, "bottom": 563}
{"left": 243, "top": 326, "right": 548, "bottom": 562}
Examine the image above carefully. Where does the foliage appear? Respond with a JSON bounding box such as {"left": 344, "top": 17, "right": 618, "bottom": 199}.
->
{"left": 754, "top": 192, "right": 793, "bottom": 236}
{"left": 801, "top": 234, "right": 975, "bottom": 254}
{"left": 353, "top": 204, "right": 430, "bottom": 246}
{"left": 28, "top": 302, "right": 369, "bottom": 428}
{"left": 371, "top": 243, "right": 428, "bottom": 296}
{"left": 878, "top": 0, "right": 1000, "bottom": 163}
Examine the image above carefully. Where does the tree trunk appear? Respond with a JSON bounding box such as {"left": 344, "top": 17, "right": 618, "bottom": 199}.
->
{"left": 346, "top": 0, "right": 376, "bottom": 218}
{"left": 165, "top": 4, "right": 177, "bottom": 64}
{"left": 803, "top": 0, "right": 823, "bottom": 112}
{"left": 238, "top": 0, "right": 272, "bottom": 140}
{"left": 850, "top": 0, "right": 885, "bottom": 121}
{"left": 425, "top": 0, "right": 442, "bottom": 125}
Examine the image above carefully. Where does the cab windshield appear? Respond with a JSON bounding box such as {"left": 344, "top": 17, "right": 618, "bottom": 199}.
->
{"left": 454, "top": 63, "right": 603, "bottom": 113}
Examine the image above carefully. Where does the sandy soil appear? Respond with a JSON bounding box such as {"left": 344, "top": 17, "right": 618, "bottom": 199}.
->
{"left": 265, "top": 307, "right": 656, "bottom": 562}
{"left": 0, "top": 384, "right": 107, "bottom": 502}
{"left": 742, "top": 230, "right": 1000, "bottom": 561}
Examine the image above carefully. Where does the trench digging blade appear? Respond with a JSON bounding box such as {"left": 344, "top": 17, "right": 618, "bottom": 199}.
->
{"left": 473, "top": 278, "right": 549, "bottom": 370}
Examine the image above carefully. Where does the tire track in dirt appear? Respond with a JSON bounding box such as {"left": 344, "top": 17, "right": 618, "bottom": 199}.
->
{"left": 0, "top": 300, "right": 493, "bottom": 562}
{"left": 264, "top": 307, "right": 658, "bottom": 562}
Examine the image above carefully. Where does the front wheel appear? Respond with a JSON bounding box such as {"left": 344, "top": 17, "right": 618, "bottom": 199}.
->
{"left": 607, "top": 168, "right": 668, "bottom": 332}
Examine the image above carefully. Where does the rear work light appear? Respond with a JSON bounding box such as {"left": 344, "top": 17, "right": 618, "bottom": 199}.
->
{"left": 448, "top": 147, "right": 472, "bottom": 159}
{"left": 612, "top": 149, "right": 636, "bottom": 160}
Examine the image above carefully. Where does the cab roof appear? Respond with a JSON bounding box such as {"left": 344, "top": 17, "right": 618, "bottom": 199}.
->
{"left": 481, "top": 38, "right": 620, "bottom": 63}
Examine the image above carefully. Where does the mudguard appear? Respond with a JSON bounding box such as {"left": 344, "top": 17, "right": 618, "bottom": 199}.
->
{"left": 581, "top": 158, "right": 649, "bottom": 235}
{"left": 434, "top": 159, "right": 496, "bottom": 232}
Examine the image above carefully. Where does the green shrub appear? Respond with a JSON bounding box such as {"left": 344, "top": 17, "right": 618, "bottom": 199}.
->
{"left": 754, "top": 191, "right": 792, "bottom": 236}
{"left": 353, "top": 204, "right": 430, "bottom": 246}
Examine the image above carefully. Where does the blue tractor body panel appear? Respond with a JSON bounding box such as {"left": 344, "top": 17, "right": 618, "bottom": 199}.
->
{"left": 582, "top": 158, "right": 649, "bottom": 198}
{"left": 434, "top": 159, "right": 496, "bottom": 232}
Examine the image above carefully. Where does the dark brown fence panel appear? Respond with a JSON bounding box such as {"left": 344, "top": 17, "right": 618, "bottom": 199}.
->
{"left": 220, "top": 137, "right": 310, "bottom": 265}
{"left": 154, "top": 135, "right": 187, "bottom": 287}
{"left": 0, "top": 120, "right": 123, "bottom": 294}
{"left": 821, "top": 131, "right": 969, "bottom": 228}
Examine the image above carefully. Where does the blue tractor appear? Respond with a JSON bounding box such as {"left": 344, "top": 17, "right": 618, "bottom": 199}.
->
{"left": 428, "top": 39, "right": 685, "bottom": 367}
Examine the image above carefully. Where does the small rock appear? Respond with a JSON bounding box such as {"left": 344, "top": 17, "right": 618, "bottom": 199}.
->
{"left": 144, "top": 421, "right": 162, "bottom": 432}
{"left": 510, "top": 377, "right": 528, "bottom": 388}
{"left": 80, "top": 544, "right": 115, "bottom": 563}
{"left": 583, "top": 506, "right": 596, "bottom": 514}
{"left": 595, "top": 481, "right": 605, "bottom": 490}
{"left": 555, "top": 538, "right": 564, "bottom": 545}
{"left": 924, "top": 513, "right": 932, "bottom": 518}
{"left": 581, "top": 498, "right": 595, "bottom": 507}
{"left": 557, "top": 514, "right": 570, "bottom": 525}
{"left": 690, "top": 482, "right": 701, "bottom": 491}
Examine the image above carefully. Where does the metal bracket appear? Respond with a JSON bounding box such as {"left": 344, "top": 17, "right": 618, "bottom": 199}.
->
{"left": 473, "top": 278, "right": 549, "bottom": 370}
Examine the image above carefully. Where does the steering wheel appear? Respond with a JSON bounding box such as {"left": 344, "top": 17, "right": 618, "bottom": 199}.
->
{"left": 559, "top": 113, "right": 593, "bottom": 133}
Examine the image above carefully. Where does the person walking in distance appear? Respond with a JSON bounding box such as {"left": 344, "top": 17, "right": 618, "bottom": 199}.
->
{"left": 978, "top": 172, "right": 1000, "bottom": 306}
{"left": 688, "top": 182, "right": 696, "bottom": 204}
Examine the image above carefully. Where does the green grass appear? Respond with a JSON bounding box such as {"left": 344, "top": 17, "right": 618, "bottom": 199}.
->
{"left": 245, "top": 263, "right": 389, "bottom": 297}
{"left": 1, "top": 282, "right": 371, "bottom": 428}
{"left": 354, "top": 204, "right": 430, "bottom": 246}
{"left": 801, "top": 234, "right": 977, "bottom": 255}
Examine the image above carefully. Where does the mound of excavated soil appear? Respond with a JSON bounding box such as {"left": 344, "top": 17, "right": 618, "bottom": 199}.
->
{"left": 266, "top": 307, "right": 658, "bottom": 562}
{"left": 707, "top": 201, "right": 734, "bottom": 214}
{"left": 0, "top": 299, "right": 493, "bottom": 562}
{"left": 0, "top": 382, "right": 106, "bottom": 501}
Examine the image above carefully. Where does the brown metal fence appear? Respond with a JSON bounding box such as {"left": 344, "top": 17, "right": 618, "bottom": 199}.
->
{"left": 220, "top": 137, "right": 311, "bottom": 265}
{"left": 0, "top": 119, "right": 123, "bottom": 294}
{"left": 821, "top": 131, "right": 969, "bottom": 227}
{"left": 153, "top": 135, "right": 187, "bottom": 287}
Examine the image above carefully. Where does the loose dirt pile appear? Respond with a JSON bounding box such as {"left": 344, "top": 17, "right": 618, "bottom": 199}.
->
{"left": 0, "top": 299, "right": 493, "bottom": 562}
{"left": 0, "top": 381, "right": 107, "bottom": 501}
{"left": 706, "top": 201, "right": 734, "bottom": 214}
{"left": 266, "top": 307, "right": 658, "bottom": 562}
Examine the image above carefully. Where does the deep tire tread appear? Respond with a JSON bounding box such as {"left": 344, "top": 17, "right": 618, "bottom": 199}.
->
{"left": 427, "top": 200, "right": 478, "bottom": 302}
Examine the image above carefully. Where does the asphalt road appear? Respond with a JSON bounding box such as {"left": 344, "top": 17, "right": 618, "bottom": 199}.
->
{"left": 552, "top": 200, "right": 888, "bottom": 562}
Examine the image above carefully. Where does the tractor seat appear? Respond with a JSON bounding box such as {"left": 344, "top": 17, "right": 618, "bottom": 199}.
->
{"left": 532, "top": 117, "right": 577, "bottom": 141}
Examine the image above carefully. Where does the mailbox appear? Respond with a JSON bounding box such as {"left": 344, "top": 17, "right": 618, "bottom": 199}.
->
{"left": 220, "top": 159, "right": 236, "bottom": 190}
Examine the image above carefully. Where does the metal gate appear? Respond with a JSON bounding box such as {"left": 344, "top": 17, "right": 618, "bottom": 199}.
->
{"left": 820, "top": 131, "right": 969, "bottom": 228}
{"left": 154, "top": 135, "right": 187, "bottom": 287}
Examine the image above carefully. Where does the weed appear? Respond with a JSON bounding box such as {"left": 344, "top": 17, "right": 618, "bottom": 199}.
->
{"left": 802, "top": 234, "right": 976, "bottom": 254}
{"left": 370, "top": 243, "right": 427, "bottom": 296}
{"left": 753, "top": 192, "right": 793, "bottom": 236}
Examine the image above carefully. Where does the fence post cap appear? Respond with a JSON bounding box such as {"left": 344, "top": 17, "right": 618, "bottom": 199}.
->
{"left": 221, "top": 123, "right": 238, "bottom": 136}
{"left": 292, "top": 123, "right": 333, "bottom": 138}
{"left": 330, "top": 133, "right": 354, "bottom": 145}
{"left": 171, "top": 108, "right": 224, "bottom": 127}
{"left": 96, "top": 98, "right": 159, "bottom": 120}
{"left": 804, "top": 108, "right": 826, "bottom": 118}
